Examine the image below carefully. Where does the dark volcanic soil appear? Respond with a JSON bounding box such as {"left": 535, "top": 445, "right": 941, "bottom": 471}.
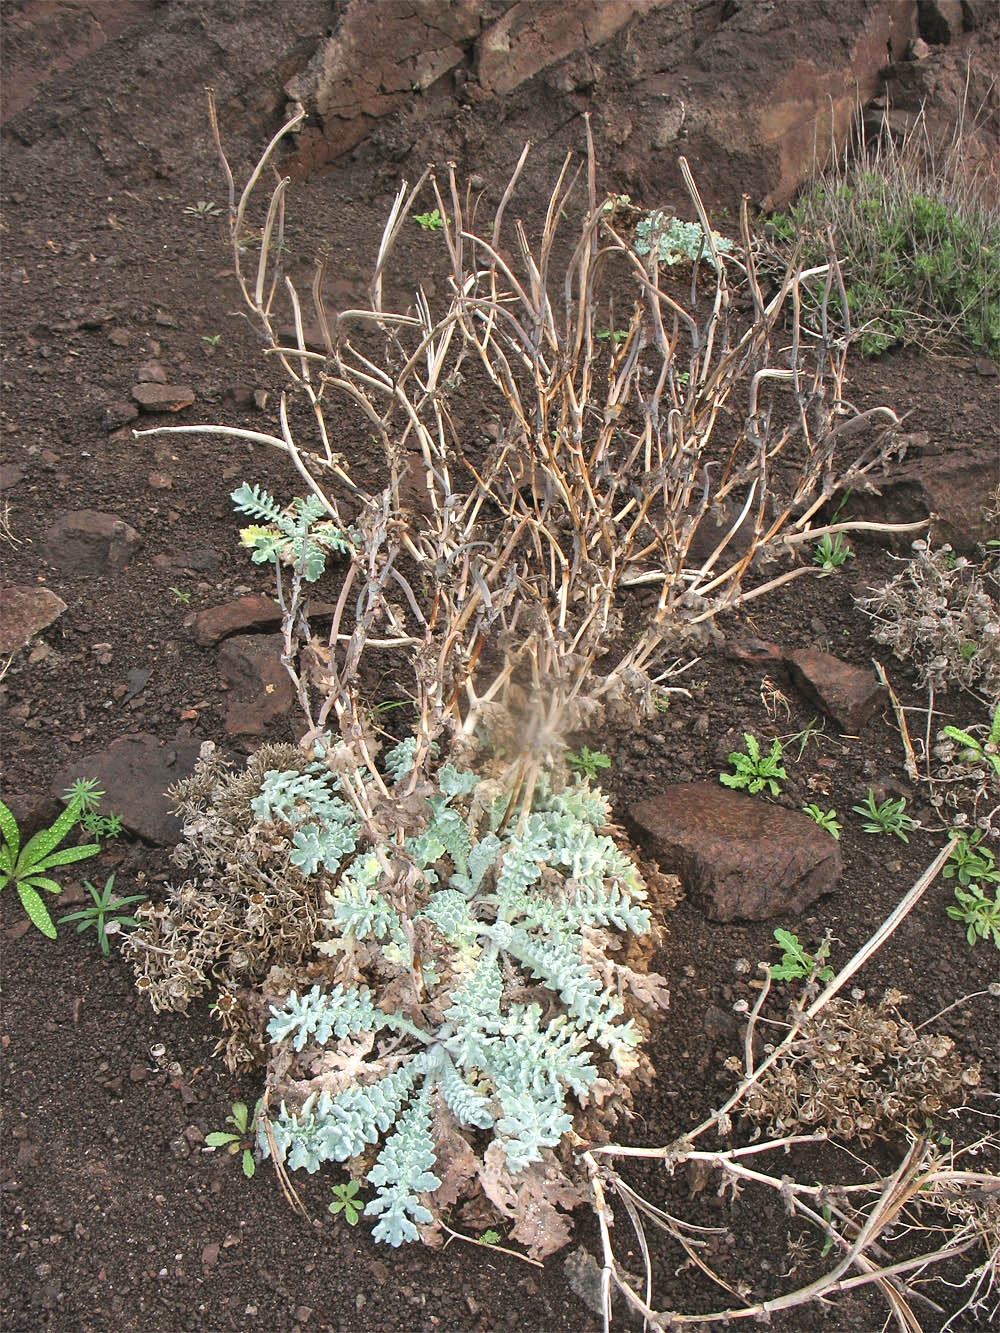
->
{"left": 1, "top": 5, "right": 998, "bottom": 1332}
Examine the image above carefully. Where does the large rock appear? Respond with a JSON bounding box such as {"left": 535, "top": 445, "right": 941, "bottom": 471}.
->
{"left": 217, "top": 633, "right": 295, "bottom": 735}
{"left": 847, "top": 442, "right": 1000, "bottom": 554}
{"left": 628, "top": 783, "right": 842, "bottom": 922}
{"left": 43, "top": 510, "right": 142, "bottom": 575}
{"left": 287, "top": 0, "right": 918, "bottom": 210}
{"left": 52, "top": 734, "right": 202, "bottom": 845}
{"left": 0, "top": 585, "right": 67, "bottom": 654}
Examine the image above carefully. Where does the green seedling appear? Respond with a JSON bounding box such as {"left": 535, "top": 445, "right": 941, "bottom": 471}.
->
{"left": 478, "top": 1229, "right": 501, "bottom": 1245}
{"left": 566, "top": 746, "right": 611, "bottom": 779}
{"left": 942, "top": 830, "right": 1000, "bottom": 889}
{"left": 81, "top": 810, "right": 123, "bottom": 839}
{"left": 596, "top": 328, "right": 628, "bottom": 345}
{"left": 783, "top": 716, "right": 825, "bottom": 761}
{"left": 812, "top": 532, "right": 854, "bottom": 575}
{"left": 58, "top": 872, "right": 145, "bottom": 955}
{"left": 720, "top": 734, "right": 786, "bottom": 796}
{"left": 942, "top": 704, "right": 1000, "bottom": 779}
{"left": 769, "top": 929, "right": 834, "bottom": 983}
{"left": 947, "top": 882, "right": 1000, "bottom": 949}
{"left": 202, "top": 333, "right": 222, "bottom": 348}
{"left": 802, "top": 804, "right": 841, "bottom": 839}
{"left": 0, "top": 786, "right": 102, "bottom": 939}
{"left": 851, "top": 790, "right": 918, "bottom": 842}
{"left": 943, "top": 832, "right": 1000, "bottom": 948}
{"left": 818, "top": 1203, "right": 836, "bottom": 1258}
{"left": 169, "top": 586, "right": 192, "bottom": 604}
{"left": 184, "top": 200, "right": 223, "bottom": 218}
{"left": 412, "top": 208, "right": 445, "bottom": 232}
{"left": 205, "top": 1100, "right": 258, "bottom": 1178}
{"left": 328, "top": 1179, "right": 364, "bottom": 1225}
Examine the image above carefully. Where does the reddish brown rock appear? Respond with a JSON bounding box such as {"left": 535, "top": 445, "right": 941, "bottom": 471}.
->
{"left": 218, "top": 634, "right": 295, "bottom": 735}
{"left": 785, "top": 649, "right": 886, "bottom": 733}
{"left": 43, "top": 510, "right": 142, "bottom": 575}
{"left": 628, "top": 783, "right": 841, "bottom": 922}
{"left": 1, "top": 585, "right": 67, "bottom": 654}
{"left": 192, "top": 595, "right": 283, "bottom": 647}
{"left": 51, "top": 733, "right": 203, "bottom": 845}
{"left": 131, "top": 382, "right": 195, "bottom": 413}
{"left": 136, "top": 359, "right": 167, "bottom": 384}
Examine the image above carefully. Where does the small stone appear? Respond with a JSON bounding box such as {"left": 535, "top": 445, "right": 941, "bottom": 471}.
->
{"left": 974, "top": 357, "right": 997, "bottom": 377}
{"left": 0, "top": 586, "right": 67, "bottom": 654}
{"left": 148, "top": 472, "right": 173, "bottom": 490}
{"left": 0, "top": 463, "right": 25, "bottom": 488}
{"left": 136, "top": 360, "right": 167, "bottom": 383}
{"left": 785, "top": 648, "right": 886, "bottom": 732}
{"left": 201, "top": 1242, "right": 220, "bottom": 1269}
{"left": 131, "top": 383, "right": 195, "bottom": 413}
{"left": 43, "top": 510, "right": 141, "bottom": 576}
{"left": 724, "top": 636, "right": 783, "bottom": 666}
{"left": 108, "top": 327, "right": 131, "bottom": 347}
{"left": 907, "top": 36, "right": 931, "bottom": 58}
{"left": 129, "top": 1064, "right": 148, "bottom": 1082}
{"left": 252, "top": 388, "right": 269, "bottom": 410}
{"left": 192, "top": 595, "right": 282, "bottom": 647}
{"left": 103, "top": 401, "right": 139, "bottom": 432}
{"left": 154, "top": 309, "right": 177, "bottom": 327}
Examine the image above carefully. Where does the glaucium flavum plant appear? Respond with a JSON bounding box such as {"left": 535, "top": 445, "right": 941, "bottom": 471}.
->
{"left": 129, "top": 101, "right": 920, "bottom": 1262}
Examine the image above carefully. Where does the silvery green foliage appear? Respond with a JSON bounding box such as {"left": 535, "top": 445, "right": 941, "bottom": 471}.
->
{"left": 633, "top": 211, "right": 734, "bottom": 269}
{"left": 383, "top": 736, "right": 439, "bottom": 783}
{"left": 856, "top": 541, "right": 1000, "bottom": 701}
{"left": 231, "top": 483, "right": 355, "bottom": 582}
{"left": 252, "top": 765, "right": 359, "bottom": 876}
{"left": 262, "top": 754, "right": 660, "bottom": 1247}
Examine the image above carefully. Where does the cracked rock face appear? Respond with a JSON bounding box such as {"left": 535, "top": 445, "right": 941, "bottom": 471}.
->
{"left": 628, "top": 782, "right": 842, "bottom": 922}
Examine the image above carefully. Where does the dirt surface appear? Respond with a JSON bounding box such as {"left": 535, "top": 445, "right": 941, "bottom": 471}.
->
{"left": 2, "top": 5, "right": 998, "bottom": 1332}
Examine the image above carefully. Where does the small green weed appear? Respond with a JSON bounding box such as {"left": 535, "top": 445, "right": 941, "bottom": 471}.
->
{"left": 58, "top": 872, "right": 145, "bottom": 955}
{"left": 169, "top": 586, "right": 192, "bottom": 605}
{"left": 812, "top": 532, "right": 854, "bottom": 575}
{"left": 944, "top": 832, "right": 1000, "bottom": 949}
{"left": 328, "top": 1179, "right": 365, "bottom": 1225}
{"left": 942, "top": 704, "right": 1000, "bottom": 779}
{"left": 802, "top": 804, "right": 841, "bottom": 839}
{"left": 202, "top": 333, "right": 222, "bottom": 348}
{"left": 412, "top": 208, "right": 445, "bottom": 232}
{"left": 184, "top": 200, "right": 224, "bottom": 218}
{"left": 947, "top": 882, "right": 1000, "bottom": 949}
{"left": 720, "top": 734, "right": 786, "bottom": 796}
{"left": 206, "top": 1100, "right": 258, "bottom": 1178}
{"left": 782, "top": 716, "right": 825, "bottom": 761}
{"left": 596, "top": 328, "right": 628, "bottom": 345}
{"left": 0, "top": 785, "right": 103, "bottom": 939}
{"left": 769, "top": 929, "right": 834, "bottom": 983}
{"left": 81, "top": 810, "right": 123, "bottom": 839}
{"left": 566, "top": 746, "right": 611, "bottom": 779}
{"left": 852, "top": 790, "right": 918, "bottom": 842}
{"left": 943, "top": 830, "right": 1000, "bottom": 888}
{"left": 478, "top": 1228, "right": 502, "bottom": 1245}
